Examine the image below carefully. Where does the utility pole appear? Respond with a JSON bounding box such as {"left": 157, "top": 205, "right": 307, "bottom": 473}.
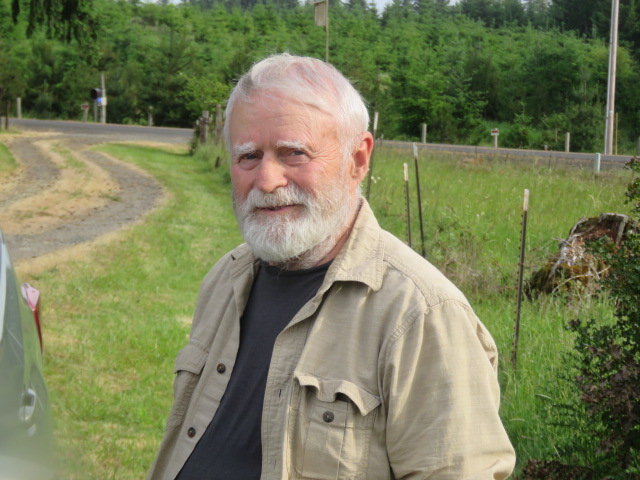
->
{"left": 325, "top": 0, "right": 329, "bottom": 63}
{"left": 314, "top": 0, "right": 329, "bottom": 62}
{"left": 604, "top": 0, "right": 619, "bottom": 155}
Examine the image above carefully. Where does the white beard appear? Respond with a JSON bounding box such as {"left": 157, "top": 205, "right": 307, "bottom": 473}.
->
{"left": 233, "top": 180, "right": 355, "bottom": 269}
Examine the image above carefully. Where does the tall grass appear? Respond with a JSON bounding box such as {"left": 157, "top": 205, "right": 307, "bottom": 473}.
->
{"left": 16, "top": 143, "right": 632, "bottom": 478}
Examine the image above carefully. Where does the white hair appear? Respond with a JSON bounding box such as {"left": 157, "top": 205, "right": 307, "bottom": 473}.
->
{"left": 223, "top": 53, "right": 370, "bottom": 159}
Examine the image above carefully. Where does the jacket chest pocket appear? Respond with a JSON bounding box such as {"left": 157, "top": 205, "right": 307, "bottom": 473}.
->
{"left": 166, "top": 342, "right": 208, "bottom": 428}
{"left": 290, "top": 373, "right": 381, "bottom": 480}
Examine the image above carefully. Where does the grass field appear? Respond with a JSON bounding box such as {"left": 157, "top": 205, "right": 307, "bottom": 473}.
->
{"left": 14, "top": 142, "right": 634, "bottom": 478}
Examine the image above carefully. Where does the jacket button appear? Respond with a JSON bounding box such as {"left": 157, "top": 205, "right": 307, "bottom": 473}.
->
{"left": 322, "top": 411, "right": 334, "bottom": 423}
{"left": 216, "top": 363, "right": 226, "bottom": 373}
{"left": 187, "top": 427, "right": 196, "bottom": 438}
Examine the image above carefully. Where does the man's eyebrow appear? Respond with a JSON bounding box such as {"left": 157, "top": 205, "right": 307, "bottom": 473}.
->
{"left": 276, "top": 140, "right": 308, "bottom": 150}
{"left": 232, "top": 142, "right": 257, "bottom": 157}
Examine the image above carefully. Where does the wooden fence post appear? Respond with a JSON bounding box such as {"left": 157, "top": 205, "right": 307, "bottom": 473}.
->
{"left": 215, "top": 104, "right": 223, "bottom": 144}
{"left": 200, "top": 111, "right": 209, "bottom": 145}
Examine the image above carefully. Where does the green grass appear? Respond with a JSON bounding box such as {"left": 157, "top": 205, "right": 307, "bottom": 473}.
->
{"left": 24, "top": 142, "right": 240, "bottom": 479}
{"left": 367, "top": 148, "right": 631, "bottom": 295}
{"left": 19, "top": 143, "right": 633, "bottom": 478}
{"left": 0, "top": 142, "right": 17, "bottom": 174}
{"left": 52, "top": 143, "right": 86, "bottom": 170}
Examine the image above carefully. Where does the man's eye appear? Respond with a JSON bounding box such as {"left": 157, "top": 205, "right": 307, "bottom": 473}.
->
{"left": 284, "top": 152, "right": 309, "bottom": 165}
{"left": 234, "top": 153, "right": 260, "bottom": 169}
{"left": 282, "top": 149, "right": 309, "bottom": 165}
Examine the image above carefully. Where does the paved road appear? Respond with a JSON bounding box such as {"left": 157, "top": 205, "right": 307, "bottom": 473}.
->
{"left": 10, "top": 118, "right": 193, "bottom": 145}
{"left": 378, "top": 140, "right": 633, "bottom": 171}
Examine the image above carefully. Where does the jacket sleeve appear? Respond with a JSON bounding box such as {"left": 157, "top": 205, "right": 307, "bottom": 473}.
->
{"left": 382, "top": 299, "right": 515, "bottom": 480}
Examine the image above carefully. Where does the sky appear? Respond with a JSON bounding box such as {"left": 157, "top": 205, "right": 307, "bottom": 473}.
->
{"left": 371, "top": 0, "right": 458, "bottom": 15}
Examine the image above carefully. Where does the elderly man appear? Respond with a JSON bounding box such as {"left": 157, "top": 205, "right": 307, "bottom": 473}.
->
{"left": 148, "top": 53, "right": 515, "bottom": 480}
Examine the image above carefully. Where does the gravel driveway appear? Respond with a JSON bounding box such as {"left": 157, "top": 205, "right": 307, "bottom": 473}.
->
{"left": 1, "top": 120, "right": 191, "bottom": 263}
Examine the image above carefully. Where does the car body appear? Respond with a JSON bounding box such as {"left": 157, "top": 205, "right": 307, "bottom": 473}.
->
{"left": 0, "top": 229, "right": 54, "bottom": 479}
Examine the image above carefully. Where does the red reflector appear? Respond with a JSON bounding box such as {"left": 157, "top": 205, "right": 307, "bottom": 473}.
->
{"left": 21, "top": 283, "right": 42, "bottom": 352}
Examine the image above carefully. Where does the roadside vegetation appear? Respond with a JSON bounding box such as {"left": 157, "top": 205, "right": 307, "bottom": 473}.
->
{"left": 11, "top": 141, "right": 634, "bottom": 478}
{"left": 0, "top": 142, "right": 17, "bottom": 176}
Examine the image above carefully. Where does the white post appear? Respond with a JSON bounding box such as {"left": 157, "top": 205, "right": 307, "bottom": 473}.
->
{"left": 100, "top": 72, "right": 107, "bottom": 124}
{"left": 604, "top": 0, "right": 620, "bottom": 155}
{"left": 16, "top": 98, "right": 21, "bottom": 118}
{"left": 373, "top": 111, "right": 379, "bottom": 139}
{"left": 421, "top": 123, "right": 427, "bottom": 143}
{"left": 565, "top": 132, "right": 570, "bottom": 152}
{"left": 491, "top": 128, "right": 499, "bottom": 148}
{"left": 594, "top": 153, "right": 602, "bottom": 173}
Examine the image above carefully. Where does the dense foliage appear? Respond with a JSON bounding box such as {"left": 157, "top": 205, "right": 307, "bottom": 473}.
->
{"left": 3, "top": 0, "right": 640, "bottom": 152}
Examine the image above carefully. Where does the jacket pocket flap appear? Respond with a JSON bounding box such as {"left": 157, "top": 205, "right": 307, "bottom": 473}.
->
{"left": 174, "top": 342, "right": 208, "bottom": 375}
{"left": 294, "top": 372, "right": 381, "bottom": 416}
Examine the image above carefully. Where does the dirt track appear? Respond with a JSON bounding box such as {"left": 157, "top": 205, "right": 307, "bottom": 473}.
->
{"left": 1, "top": 129, "right": 174, "bottom": 271}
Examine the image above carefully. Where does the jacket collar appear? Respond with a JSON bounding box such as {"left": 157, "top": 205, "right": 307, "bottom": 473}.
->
{"left": 324, "top": 198, "right": 384, "bottom": 292}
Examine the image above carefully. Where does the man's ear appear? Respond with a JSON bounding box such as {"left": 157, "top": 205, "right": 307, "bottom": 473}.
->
{"left": 350, "top": 132, "right": 374, "bottom": 183}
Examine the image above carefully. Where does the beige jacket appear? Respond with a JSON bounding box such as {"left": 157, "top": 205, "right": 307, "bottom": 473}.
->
{"left": 147, "top": 200, "right": 515, "bottom": 480}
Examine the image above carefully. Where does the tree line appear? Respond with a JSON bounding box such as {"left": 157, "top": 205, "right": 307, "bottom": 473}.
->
{"left": 2, "top": 0, "right": 640, "bottom": 152}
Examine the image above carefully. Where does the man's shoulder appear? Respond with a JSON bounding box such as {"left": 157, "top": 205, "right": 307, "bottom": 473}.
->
{"left": 378, "top": 230, "right": 470, "bottom": 309}
{"left": 343, "top": 202, "right": 470, "bottom": 309}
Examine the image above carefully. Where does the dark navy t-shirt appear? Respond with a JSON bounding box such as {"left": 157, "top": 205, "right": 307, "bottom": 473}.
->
{"left": 175, "top": 261, "right": 330, "bottom": 480}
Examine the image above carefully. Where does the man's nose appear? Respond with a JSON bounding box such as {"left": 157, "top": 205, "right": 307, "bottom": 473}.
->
{"left": 254, "top": 155, "right": 287, "bottom": 193}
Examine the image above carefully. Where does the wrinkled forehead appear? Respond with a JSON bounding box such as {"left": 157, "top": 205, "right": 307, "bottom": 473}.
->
{"left": 229, "top": 93, "right": 339, "bottom": 145}
{"left": 234, "top": 86, "right": 338, "bottom": 121}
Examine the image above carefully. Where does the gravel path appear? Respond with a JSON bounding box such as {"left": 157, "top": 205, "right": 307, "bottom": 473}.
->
{"left": 1, "top": 125, "right": 183, "bottom": 262}
{"left": 0, "top": 136, "right": 60, "bottom": 211}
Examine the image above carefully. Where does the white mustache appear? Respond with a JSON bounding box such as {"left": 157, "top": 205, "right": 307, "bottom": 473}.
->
{"left": 242, "top": 185, "right": 312, "bottom": 211}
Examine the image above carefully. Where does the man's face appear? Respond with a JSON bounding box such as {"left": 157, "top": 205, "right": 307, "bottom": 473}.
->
{"left": 229, "top": 93, "right": 361, "bottom": 268}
